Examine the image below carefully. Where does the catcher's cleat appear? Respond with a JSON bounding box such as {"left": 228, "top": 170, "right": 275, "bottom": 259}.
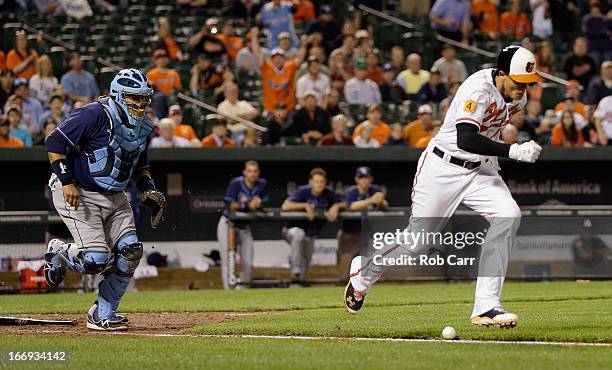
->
{"left": 89, "top": 302, "right": 129, "bottom": 325}
{"left": 471, "top": 307, "right": 518, "bottom": 328}
{"left": 44, "top": 239, "right": 66, "bottom": 288}
{"left": 87, "top": 305, "right": 128, "bottom": 331}
{"left": 344, "top": 281, "right": 366, "bottom": 314}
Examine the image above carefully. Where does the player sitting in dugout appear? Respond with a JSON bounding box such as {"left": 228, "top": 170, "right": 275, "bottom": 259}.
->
{"left": 281, "top": 168, "right": 346, "bottom": 285}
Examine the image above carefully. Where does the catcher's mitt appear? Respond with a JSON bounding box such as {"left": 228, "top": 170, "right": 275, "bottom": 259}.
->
{"left": 142, "top": 190, "right": 167, "bottom": 228}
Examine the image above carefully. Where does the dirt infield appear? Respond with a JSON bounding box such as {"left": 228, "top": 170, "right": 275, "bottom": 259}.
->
{"left": 0, "top": 312, "right": 262, "bottom": 336}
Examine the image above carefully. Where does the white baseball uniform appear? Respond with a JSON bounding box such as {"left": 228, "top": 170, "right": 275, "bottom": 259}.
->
{"left": 594, "top": 95, "right": 612, "bottom": 140}
{"left": 351, "top": 69, "right": 527, "bottom": 318}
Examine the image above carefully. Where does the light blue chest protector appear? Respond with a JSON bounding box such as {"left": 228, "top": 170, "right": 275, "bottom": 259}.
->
{"left": 87, "top": 97, "right": 153, "bottom": 192}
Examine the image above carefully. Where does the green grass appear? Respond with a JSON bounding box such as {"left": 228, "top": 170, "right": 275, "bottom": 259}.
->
{"left": 1, "top": 281, "right": 611, "bottom": 369}
{"left": 0, "top": 336, "right": 610, "bottom": 370}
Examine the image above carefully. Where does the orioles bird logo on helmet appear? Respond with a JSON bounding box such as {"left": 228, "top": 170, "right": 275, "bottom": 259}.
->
{"left": 526, "top": 62, "right": 535, "bottom": 73}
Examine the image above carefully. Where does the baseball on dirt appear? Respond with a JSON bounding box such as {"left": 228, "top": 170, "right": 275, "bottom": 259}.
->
{"left": 442, "top": 326, "right": 457, "bottom": 339}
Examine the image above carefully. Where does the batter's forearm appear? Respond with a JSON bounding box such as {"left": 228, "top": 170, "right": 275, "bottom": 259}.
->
{"left": 456, "top": 123, "right": 511, "bottom": 157}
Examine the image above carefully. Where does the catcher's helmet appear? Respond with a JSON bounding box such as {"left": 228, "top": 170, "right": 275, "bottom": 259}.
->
{"left": 109, "top": 68, "right": 154, "bottom": 126}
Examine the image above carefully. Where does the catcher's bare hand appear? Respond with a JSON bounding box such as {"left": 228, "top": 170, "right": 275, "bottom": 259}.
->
{"left": 142, "top": 190, "right": 167, "bottom": 228}
{"left": 63, "top": 184, "right": 80, "bottom": 210}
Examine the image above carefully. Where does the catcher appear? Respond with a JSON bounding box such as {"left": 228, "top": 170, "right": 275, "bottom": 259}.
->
{"left": 44, "top": 69, "right": 166, "bottom": 331}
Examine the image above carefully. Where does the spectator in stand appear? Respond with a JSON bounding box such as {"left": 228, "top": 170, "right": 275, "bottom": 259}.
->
{"left": 252, "top": 27, "right": 306, "bottom": 114}
{"left": 201, "top": 119, "right": 236, "bottom": 147}
{"left": 330, "top": 34, "right": 356, "bottom": 74}
{"left": 366, "top": 49, "right": 383, "bottom": 85}
{"left": 60, "top": 52, "right": 99, "bottom": 105}
{"left": 524, "top": 99, "right": 551, "bottom": 144}
{"left": 188, "top": 18, "right": 227, "bottom": 61}
{"left": 403, "top": 104, "right": 438, "bottom": 147}
{"left": 147, "top": 49, "right": 183, "bottom": 119}
{"left": 0, "top": 70, "right": 15, "bottom": 110}
{"left": 151, "top": 17, "right": 182, "bottom": 61}
{"left": 0, "top": 50, "right": 5, "bottom": 73}
{"left": 281, "top": 167, "right": 346, "bottom": 284}
{"left": 471, "top": 0, "right": 499, "bottom": 40}
{"left": 379, "top": 63, "right": 407, "bottom": 104}
{"left": 389, "top": 46, "right": 405, "bottom": 76}
{"left": 582, "top": 0, "right": 612, "bottom": 66}
{"left": 353, "top": 30, "right": 372, "bottom": 61}
{"left": 223, "top": 0, "right": 262, "bottom": 23}
{"left": 439, "top": 82, "right": 459, "bottom": 116}
{"left": 535, "top": 40, "right": 557, "bottom": 75}
{"left": 400, "top": 0, "right": 430, "bottom": 17}
{"left": 551, "top": 110, "right": 585, "bottom": 147}
{"left": 6, "top": 105, "right": 31, "bottom": 147}
{"left": 511, "top": 110, "right": 537, "bottom": 143}
{"left": 501, "top": 124, "right": 519, "bottom": 144}
{"left": 296, "top": 55, "right": 330, "bottom": 107}
{"left": 549, "top": 0, "right": 580, "bottom": 46}
{"left": 586, "top": 60, "right": 612, "bottom": 105}
{"left": 530, "top": 0, "right": 553, "bottom": 39}
{"left": 258, "top": 0, "right": 299, "bottom": 49}
{"left": 344, "top": 59, "right": 381, "bottom": 107}
{"left": 0, "top": 118, "right": 24, "bottom": 148}
{"left": 328, "top": 50, "right": 353, "bottom": 91}
{"left": 317, "top": 114, "right": 354, "bottom": 146}
{"left": 296, "top": 46, "right": 329, "bottom": 80}
{"left": 167, "top": 105, "right": 201, "bottom": 146}
{"left": 42, "top": 120, "right": 56, "bottom": 141}
{"left": 189, "top": 54, "right": 224, "bottom": 96}
{"left": 563, "top": 36, "right": 598, "bottom": 90}
{"left": 353, "top": 122, "right": 381, "bottom": 148}
{"left": 262, "top": 101, "right": 290, "bottom": 145}
{"left": 236, "top": 33, "right": 269, "bottom": 75}
{"left": 217, "top": 82, "right": 258, "bottom": 144}
{"left": 276, "top": 32, "right": 299, "bottom": 59}
{"left": 385, "top": 123, "right": 406, "bottom": 146}
{"left": 6, "top": 30, "right": 39, "bottom": 79}
{"left": 593, "top": 95, "right": 611, "bottom": 145}
{"left": 150, "top": 118, "right": 192, "bottom": 148}
{"left": 429, "top": 0, "right": 470, "bottom": 43}
{"left": 335, "top": 19, "right": 355, "bottom": 48}
{"left": 396, "top": 53, "right": 430, "bottom": 99}
{"left": 337, "top": 166, "right": 387, "bottom": 281}
{"left": 414, "top": 121, "right": 442, "bottom": 148}
{"left": 432, "top": 44, "right": 468, "bottom": 85}
{"left": 293, "top": 0, "right": 316, "bottom": 26}
{"left": 323, "top": 89, "right": 353, "bottom": 125}
{"left": 242, "top": 128, "right": 258, "bottom": 147}
{"left": 555, "top": 80, "right": 587, "bottom": 118}
{"left": 305, "top": 5, "right": 340, "bottom": 55}
{"left": 416, "top": 68, "right": 447, "bottom": 105}
{"left": 28, "top": 55, "right": 57, "bottom": 106}
{"left": 39, "top": 93, "right": 67, "bottom": 129}
{"left": 287, "top": 90, "right": 330, "bottom": 145}
{"left": 537, "top": 109, "right": 558, "bottom": 144}
{"left": 216, "top": 20, "right": 244, "bottom": 62}
{"left": 5, "top": 79, "right": 42, "bottom": 138}
{"left": 500, "top": 0, "right": 532, "bottom": 40}
{"left": 352, "top": 105, "right": 391, "bottom": 145}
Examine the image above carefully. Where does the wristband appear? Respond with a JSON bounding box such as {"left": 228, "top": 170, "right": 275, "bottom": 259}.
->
{"left": 136, "top": 175, "right": 156, "bottom": 193}
{"left": 51, "top": 159, "right": 74, "bottom": 186}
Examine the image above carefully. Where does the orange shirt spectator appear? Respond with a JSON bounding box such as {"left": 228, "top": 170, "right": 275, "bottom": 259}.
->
{"left": 472, "top": 0, "right": 499, "bottom": 33}
{"left": 6, "top": 49, "right": 39, "bottom": 79}
{"left": 146, "top": 49, "right": 183, "bottom": 94}
{"left": 0, "top": 51, "right": 5, "bottom": 72}
{"left": 261, "top": 56, "right": 298, "bottom": 112}
{"left": 352, "top": 121, "right": 391, "bottom": 145}
{"left": 175, "top": 124, "right": 197, "bottom": 141}
{"left": 293, "top": 0, "right": 316, "bottom": 25}
{"left": 201, "top": 121, "right": 236, "bottom": 147}
{"left": 163, "top": 37, "right": 181, "bottom": 61}
{"left": 555, "top": 100, "right": 586, "bottom": 118}
{"left": 499, "top": 2, "right": 531, "bottom": 39}
{"left": 403, "top": 105, "right": 438, "bottom": 147}
{"left": 0, "top": 120, "right": 24, "bottom": 148}
{"left": 551, "top": 111, "right": 585, "bottom": 147}
{"left": 217, "top": 21, "right": 244, "bottom": 62}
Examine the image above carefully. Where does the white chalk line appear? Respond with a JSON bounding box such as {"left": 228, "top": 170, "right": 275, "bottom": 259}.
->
{"left": 105, "top": 332, "right": 611, "bottom": 347}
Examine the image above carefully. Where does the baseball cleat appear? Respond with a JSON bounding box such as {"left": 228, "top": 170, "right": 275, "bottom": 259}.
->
{"left": 87, "top": 305, "right": 128, "bottom": 331}
{"left": 43, "top": 239, "right": 66, "bottom": 288}
{"left": 88, "top": 302, "right": 129, "bottom": 325}
{"left": 471, "top": 307, "right": 518, "bottom": 328}
{"left": 344, "top": 281, "right": 365, "bottom": 314}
